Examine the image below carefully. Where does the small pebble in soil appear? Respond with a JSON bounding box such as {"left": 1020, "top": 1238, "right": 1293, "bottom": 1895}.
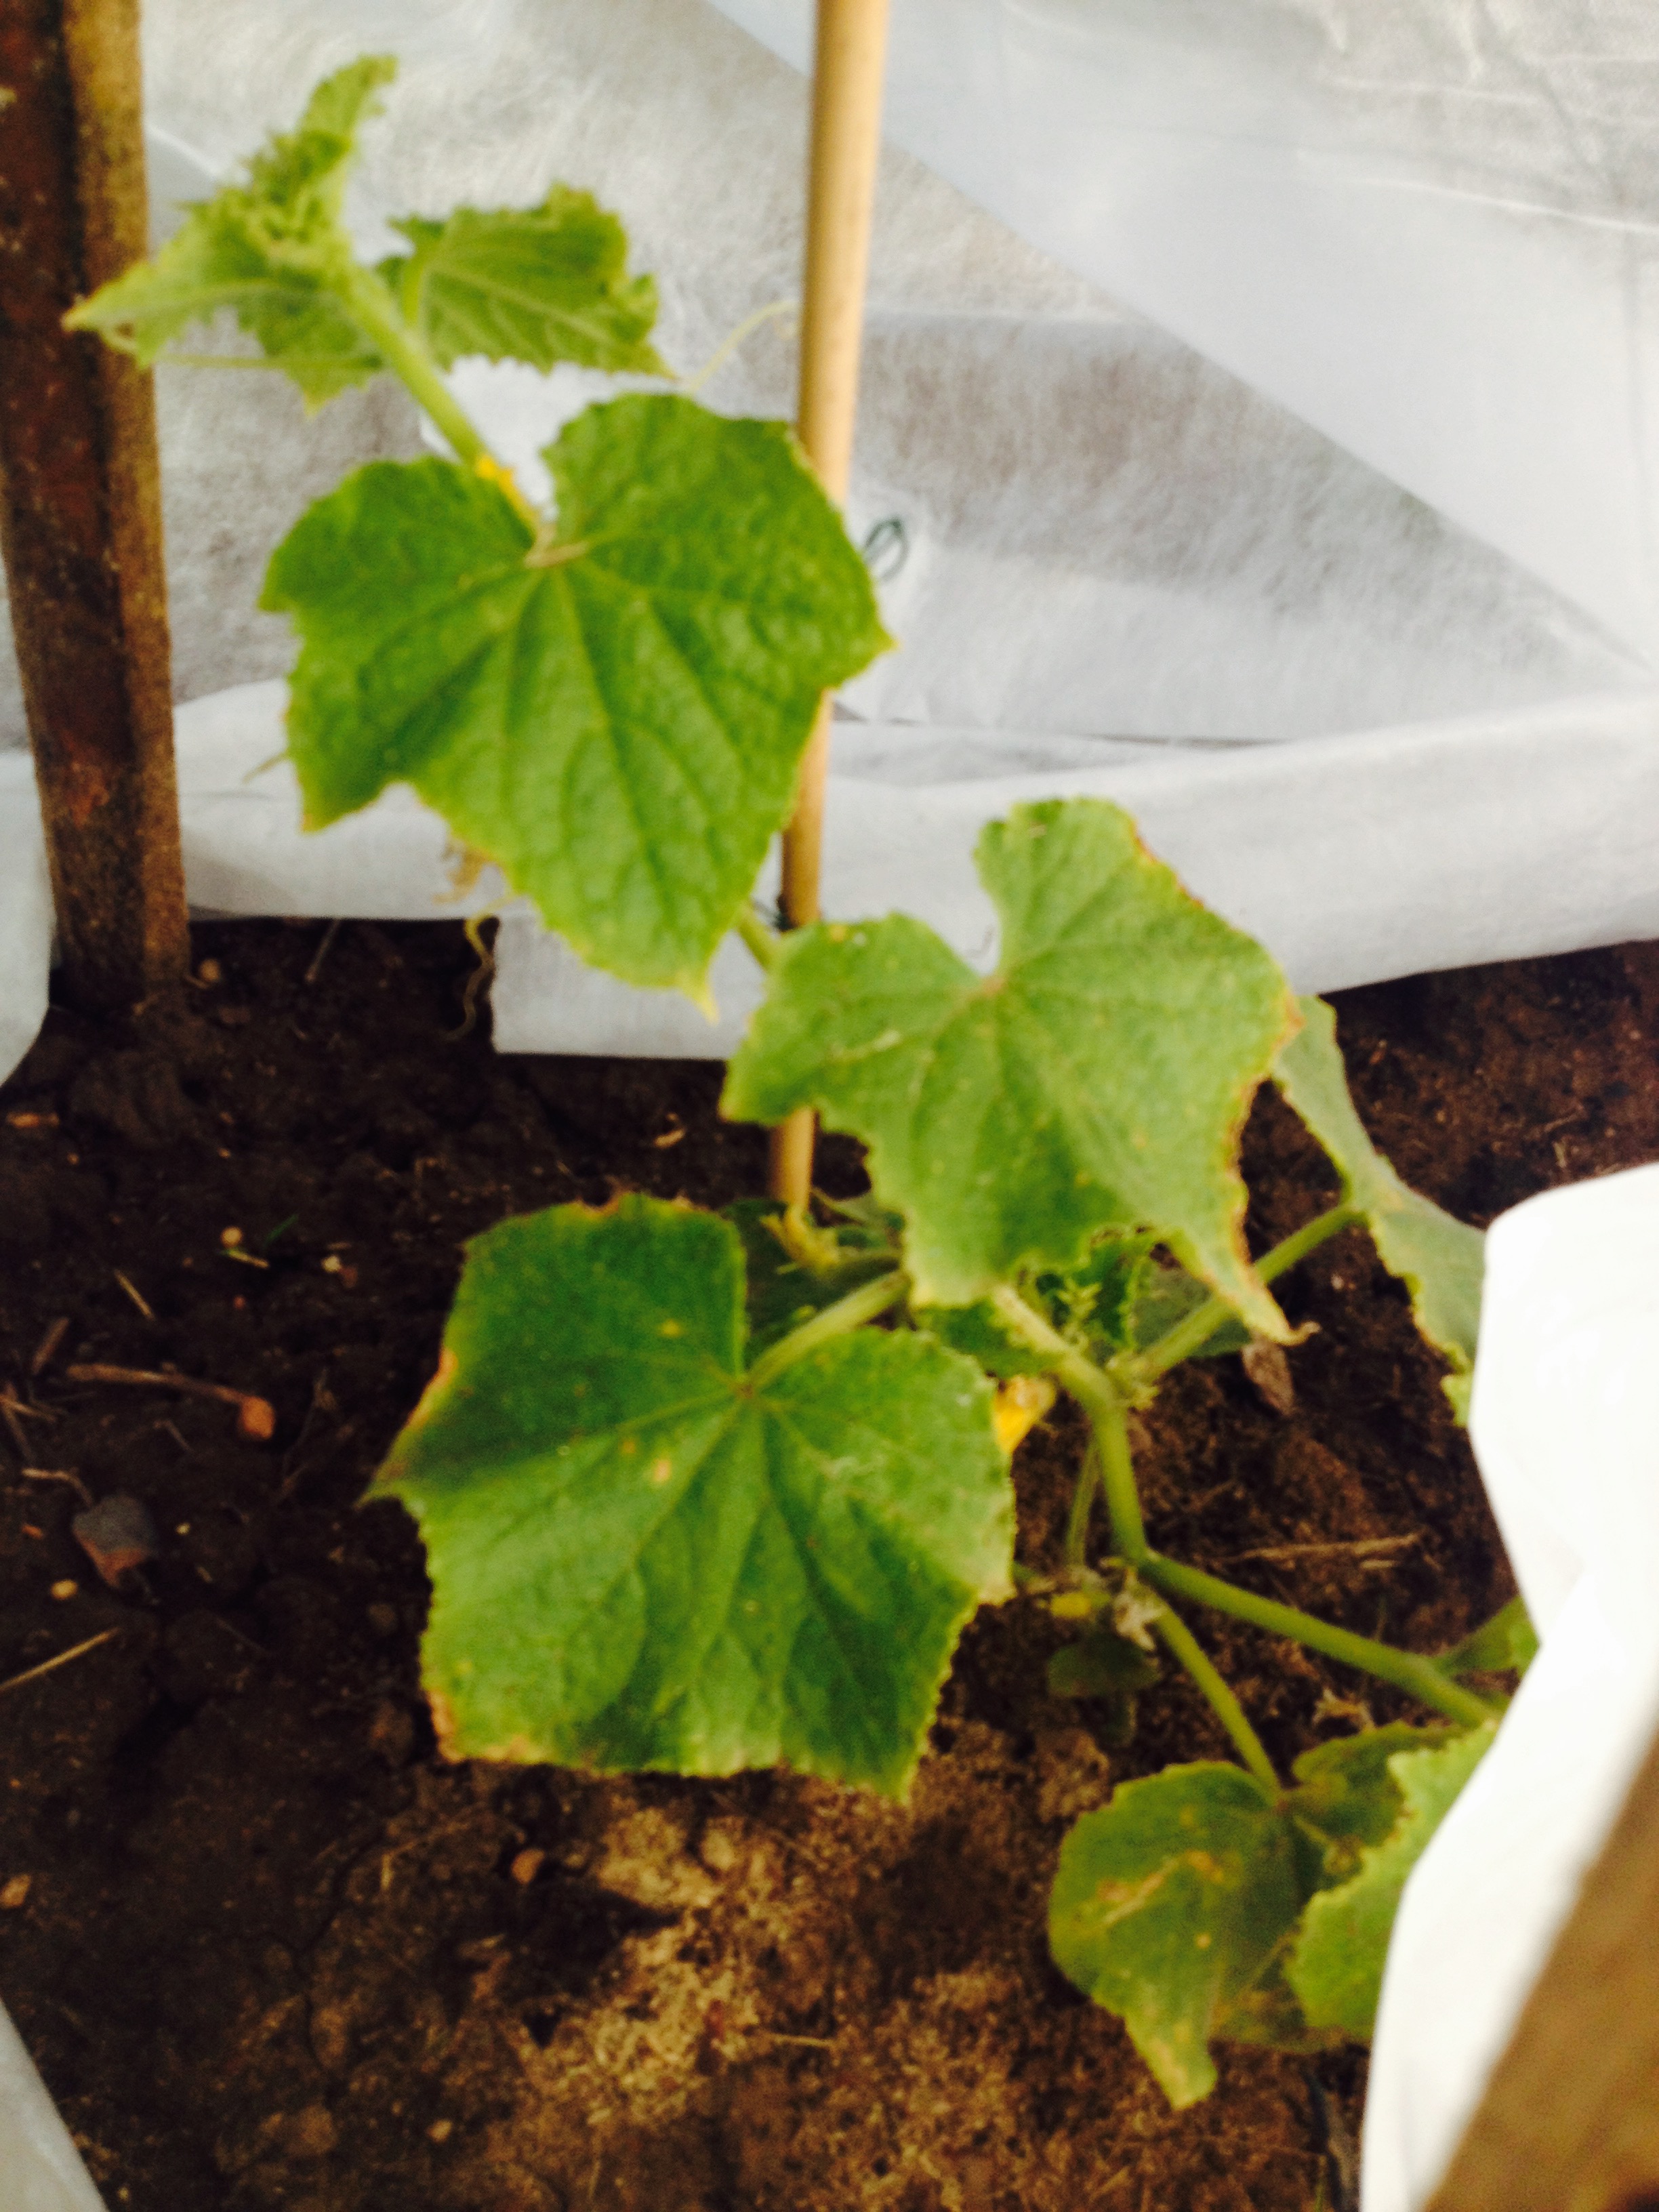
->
{"left": 428, "top": 2120, "right": 454, "bottom": 2144}
{"left": 49, "top": 1580, "right": 77, "bottom": 1601}
{"left": 510, "top": 1848, "right": 546, "bottom": 1887}
{"left": 73, "top": 1495, "right": 160, "bottom": 1589}
{"left": 1, "top": 1875, "right": 31, "bottom": 1909}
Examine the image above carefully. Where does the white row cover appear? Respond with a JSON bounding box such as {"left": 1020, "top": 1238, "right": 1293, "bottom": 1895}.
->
{"left": 1367, "top": 1163, "right": 1659, "bottom": 2207}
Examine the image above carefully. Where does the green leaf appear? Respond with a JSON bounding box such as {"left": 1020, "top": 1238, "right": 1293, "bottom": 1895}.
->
{"left": 1049, "top": 1763, "right": 1309, "bottom": 2106}
{"left": 917, "top": 1299, "right": 1054, "bottom": 1379}
{"left": 380, "top": 192, "right": 664, "bottom": 376}
{"left": 1288, "top": 1722, "right": 1494, "bottom": 2037}
{"left": 723, "top": 1199, "right": 888, "bottom": 1355}
{"left": 375, "top": 1195, "right": 1012, "bottom": 1796}
{"left": 1437, "top": 1595, "right": 1538, "bottom": 1679}
{"left": 1275, "top": 998, "right": 1484, "bottom": 1417}
{"left": 1048, "top": 1624, "right": 1160, "bottom": 1746}
{"left": 1038, "top": 1231, "right": 1160, "bottom": 1355}
{"left": 724, "top": 801, "right": 1297, "bottom": 1327}
{"left": 1288, "top": 1723, "right": 1455, "bottom": 1878}
{"left": 1048, "top": 1624, "right": 1162, "bottom": 1702}
{"left": 67, "top": 57, "right": 393, "bottom": 406}
{"left": 1127, "top": 1258, "right": 1250, "bottom": 1359}
{"left": 263, "top": 396, "right": 890, "bottom": 995}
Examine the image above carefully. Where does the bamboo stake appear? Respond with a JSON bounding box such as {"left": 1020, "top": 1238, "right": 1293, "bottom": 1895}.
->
{"left": 769, "top": 0, "right": 890, "bottom": 1208}
{"left": 0, "top": 0, "right": 188, "bottom": 1010}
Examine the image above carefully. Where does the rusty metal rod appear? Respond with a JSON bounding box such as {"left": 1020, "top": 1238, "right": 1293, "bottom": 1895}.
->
{"left": 0, "top": 0, "right": 188, "bottom": 1010}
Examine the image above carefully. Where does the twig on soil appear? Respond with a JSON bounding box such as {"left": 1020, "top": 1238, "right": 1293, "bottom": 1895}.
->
{"left": 65, "top": 1362, "right": 276, "bottom": 1443}
{"left": 112, "top": 1269, "right": 155, "bottom": 1319}
{"left": 0, "top": 1391, "right": 56, "bottom": 1423}
{"left": 30, "top": 1317, "right": 70, "bottom": 1378}
{"left": 22, "top": 1467, "right": 94, "bottom": 1509}
{"left": 0, "top": 1393, "right": 54, "bottom": 1460}
{"left": 0, "top": 1628, "right": 121, "bottom": 1700}
{"left": 304, "top": 916, "right": 344, "bottom": 985}
{"left": 1227, "top": 1535, "right": 1418, "bottom": 1566}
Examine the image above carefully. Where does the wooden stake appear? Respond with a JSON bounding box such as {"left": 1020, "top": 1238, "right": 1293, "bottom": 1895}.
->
{"left": 1426, "top": 1713, "right": 1659, "bottom": 2211}
{"left": 769, "top": 0, "right": 890, "bottom": 1209}
{"left": 0, "top": 0, "right": 188, "bottom": 1011}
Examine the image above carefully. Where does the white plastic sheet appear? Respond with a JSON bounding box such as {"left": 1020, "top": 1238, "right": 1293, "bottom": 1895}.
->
{"left": 1364, "top": 1162, "right": 1659, "bottom": 2210}
{"left": 6, "top": 0, "right": 1656, "bottom": 1084}
{"left": 0, "top": 1997, "right": 105, "bottom": 2212}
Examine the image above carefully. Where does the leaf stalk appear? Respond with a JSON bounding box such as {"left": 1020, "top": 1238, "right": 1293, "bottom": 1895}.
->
{"left": 334, "top": 262, "right": 517, "bottom": 495}
{"left": 1139, "top": 1554, "right": 1497, "bottom": 1729}
{"left": 1151, "top": 1601, "right": 1279, "bottom": 1791}
{"left": 744, "top": 1269, "right": 907, "bottom": 1389}
{"left": 1122, "top": 1202, "right": 1362, "bottom": 1388}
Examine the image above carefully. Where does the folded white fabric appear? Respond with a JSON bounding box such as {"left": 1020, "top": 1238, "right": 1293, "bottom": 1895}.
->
{"left": 1363, "top": 1163, "right": 1659, "bottom": 2209}
{"left": 0, "top": 1997, "right": 105, "bottom": 2212}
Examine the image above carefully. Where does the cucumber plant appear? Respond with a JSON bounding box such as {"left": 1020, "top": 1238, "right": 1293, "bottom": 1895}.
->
{"left": 75, "top": 58, "right": 1527, "bottom": 2109}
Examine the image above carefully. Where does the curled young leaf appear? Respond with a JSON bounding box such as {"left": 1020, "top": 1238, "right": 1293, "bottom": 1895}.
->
{"left": 66, "top": 57, "right": 394, "bottom": 406}
{"left": 1288, "top": 1722, "right": 1495, "bottom": 2038}
{"left": 1275, "top": 997, "right": 1484, "bottom": 1417}
{"left": 724, "top": 800, "right": 1298, "bottom": 1330}
{"left": 375, "top": 1195, "right": 1013, "bottom": 1797}
{"left": 264, "top": 396, "right": 890, "bottom": 996}
{"left": 379, "top": 192, "right": 663, "bottom": 376}
{"left": 1049, "top": 1763, "right": 1309, "bottom": 2106}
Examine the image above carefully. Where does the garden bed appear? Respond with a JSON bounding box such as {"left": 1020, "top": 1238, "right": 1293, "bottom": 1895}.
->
{"left": 1, "top": 919, "right": 1655, "bottom": 2212}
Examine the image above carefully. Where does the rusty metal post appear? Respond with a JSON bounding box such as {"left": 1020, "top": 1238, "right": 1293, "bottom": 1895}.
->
{"left": 0, "top": 0, "right": 188, "bottom": 1010}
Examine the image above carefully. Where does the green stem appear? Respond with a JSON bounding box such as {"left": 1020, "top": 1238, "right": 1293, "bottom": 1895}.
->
{"left": 1090, "top": 1379, "right": 1149, "bottom": 1561}
{"left": 1123, "top": 1202, "right": 1362, "bottom": 1387}
{"left": 991, "top": 1287, "right": 1148, "bottom": 1557}
{"left": 1141, "top": 1554, "right": 1497, "bottom": 1728}
{"left": 1063, "top": 1446, "right": 1099, "bottom": 1569}
{"left": 336, "top": 262, "right": 504, "bottom": 480}
{"left": 994, "top": 1286, "right": 1497, "bottom": 1728}
{"left": 1151, "top": 1602, "right": 1279, "bottom": 1791}
{"left": 744, "top": 1271, "right": 907, "bottom": 1390}
{"left": 735, "top": 903, "right": 780, "bottom": 972}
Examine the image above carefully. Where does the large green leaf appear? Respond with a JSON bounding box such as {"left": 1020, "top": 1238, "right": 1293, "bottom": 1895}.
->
{"left": 66, "top": 57, "right": 392, "bottom": 405}
{"left": 263, "top": 396, "right": 889, "bottom": 995}
{"left": 380, "top": 193, "right": 663, "bottom": 375}
{"left": 724, "top": 801, "right": 1297, "bottom": 1327}
{"left": 1049, "top": 1763, "right": 1309, "bottom": 2106}
{"left": 1275, "top": 998, "right": 1484, "bottom": 1416}
{"left": 1289, "top": 1723, "right": 1494, "bottom": 2037}
{"left": 375, "top": 1195, "right": 1012, "bottom": 1796}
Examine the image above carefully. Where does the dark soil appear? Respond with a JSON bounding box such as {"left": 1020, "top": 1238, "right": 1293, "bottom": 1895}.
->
{"left": 1, "top": 920, "right": 1656, "bottom": 2212}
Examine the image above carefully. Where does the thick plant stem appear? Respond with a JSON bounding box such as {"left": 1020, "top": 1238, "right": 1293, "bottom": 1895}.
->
{"left": 336, "top": 264, "right": 510, "bottom": 491}
{"left": 1124, "top": 1202, "right": 1362, "bottom": 1387}
{"left": 744, "top": 1269, "right": 906, "bottom": 1389}
{"left": 771, "top": 0, "right": 890, "bottom": 1210}
{"left": 1152, "top": 1603, "right": 1279, "bottom": 1793}
{"left": 1141, "top": 1554, "right": 1497, "bottom": 1729}
{"left": 0, "top": 0, "right": 188, "bottom": 1009}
